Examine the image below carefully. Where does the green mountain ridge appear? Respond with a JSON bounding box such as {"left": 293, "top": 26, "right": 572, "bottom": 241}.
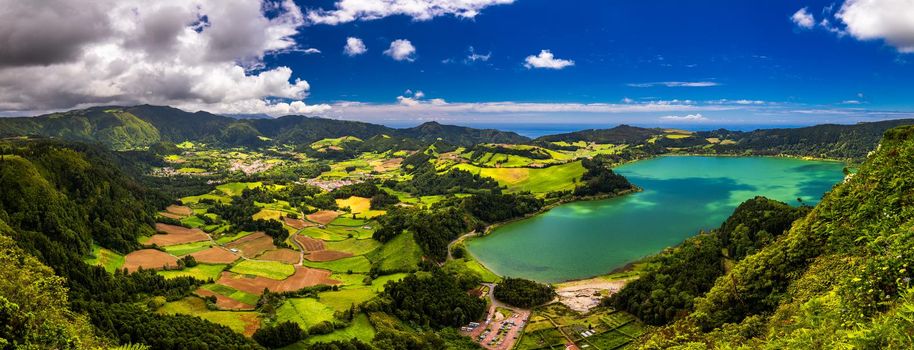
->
{"left": 0, "top": 105, "right": 530, "bottom": 149}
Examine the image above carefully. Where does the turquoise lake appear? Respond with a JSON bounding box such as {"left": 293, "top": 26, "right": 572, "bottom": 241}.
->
{"left": 465, "top": 156, "right": 846, "bottom": 283}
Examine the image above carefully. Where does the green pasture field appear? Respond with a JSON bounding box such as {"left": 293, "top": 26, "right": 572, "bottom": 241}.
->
{"left": 85, "top": 244, "right": 125, "bottom": 273}
{"left": 317, "top": 288, "right": 378, "bottom": 311}
{"left": 163, "top": 241, "right": 213, "bottom": 256}
{"left": 329, "top": 216, "right": 367, "bottom": 227}
{"left": 215, "top": 230, "right": 254, "bottom": 244}
{"left": 181, "top": 193, "right": 232, "bottom": 205}
{"left": 180, "top": 215, "right": 206, "bottom": 228}
{"left": 176, "top": 167, "right": 207, "bottom": 173}
{"left": 275, "top": 297, "right": 336, "bottom": 329}
{"left": 302, "top": 256, "right": 372, "bottom": 273}
{"left": 230, "top": 260, "right": 295, "bottom": 280}
{"left": 301, "top": 225, "right": 374, "bottom": 241}
{"left": 158, "top": 264, "right": 226, "bottom": 281}
{"left": 453, "top": 161, "right": 586, "bottom": 193}
{"left": 200, "top": 283, "right": 261, "bottom": 306}
{"left": 306, "top": 314, "right": 375, "bottom": 345}
{"left": 324, "top": 238, "right": 381, "bottom": 256}
{"left": 367, "top": 232, "right": 421, "bottom": 273}
{"left": 158, "top": 297, "right": 259, "bottom": 335}
{"left": 216, "top": 182, "right": 263, "bottom": 197}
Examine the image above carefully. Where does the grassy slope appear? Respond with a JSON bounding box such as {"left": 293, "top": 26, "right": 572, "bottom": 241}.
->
{"left": 368, "top": 231, "right": 422, "bottom": 273}
{"left": 158, "top": 297, "right": 259, "bottom": 335}
{"left": 84, "top": 244, "right": 125, "bottom": 273}
{"left": 230, "top": 260, "right": 295, "bottom": 280}
{"left": 640, "top": 125, "right": 914, "bottom": 348}
{"left": 453, "top": 161, "right": 586, "bottom": 193}
{"left": 158, "top": 264, "right": 226, "bottom": 281}
{"left": 302, "top": 256, "right": 372, "bottom": 274}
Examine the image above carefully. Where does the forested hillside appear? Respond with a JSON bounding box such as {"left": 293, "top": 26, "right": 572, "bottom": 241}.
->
{"left": 535, "top": 119, "right": 914, "bottom": 161}
{"left": 632, "top": 125, "right": 914, "bottom": 348}
{"left": 0, "top": 141, "right": 259, "bottom": 349}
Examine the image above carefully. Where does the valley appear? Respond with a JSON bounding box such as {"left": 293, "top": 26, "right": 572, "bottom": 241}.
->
{"left": 0, "top": 105, "right": 910, "bottom": 350}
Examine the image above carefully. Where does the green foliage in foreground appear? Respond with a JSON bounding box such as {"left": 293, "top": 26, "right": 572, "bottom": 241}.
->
{"left": 634, "top": 125, "right": 914, "bottom": 348}
{"left": 0, "top": 227, "right": 106, "bottom": 349}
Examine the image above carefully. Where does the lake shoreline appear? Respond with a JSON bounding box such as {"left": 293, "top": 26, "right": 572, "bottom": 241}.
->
{"left": 458, "top": 154, "right": 847, "bottom": 286}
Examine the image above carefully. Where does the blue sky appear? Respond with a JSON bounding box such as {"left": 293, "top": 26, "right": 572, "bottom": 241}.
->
{"left": 284, "top": 0, "right": 911, "bottom": 106}
{"left": 2, "top": 0, "right": 914, "bottom": 129}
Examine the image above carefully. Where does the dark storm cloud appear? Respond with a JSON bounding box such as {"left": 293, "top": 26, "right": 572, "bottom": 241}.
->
{"left": 0, "top": 0, "right": 112, "bottom": 67}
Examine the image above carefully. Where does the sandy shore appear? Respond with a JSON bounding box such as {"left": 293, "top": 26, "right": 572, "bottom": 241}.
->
{"left": 554, "top": 276, "right": 636, "bottom": 313}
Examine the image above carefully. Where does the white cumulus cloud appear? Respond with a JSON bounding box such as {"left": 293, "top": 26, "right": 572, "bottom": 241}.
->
{"left": 792, "top": 7, "right": 816, "bottom": 29}
{"left": 837, "top": 0, "right": 914, "bottom": 53}
{"left": 0, "top": 0, "right": 330, "bottom": 116}
{"left": 524, "top": 50, "right": 574, "bottom": 69}
{"left": 628, "top": 81, "right": 720, "bottom": 88}
{"left": 660, "top": 113, "right": 708, "bottom": 121}
{"left": 384, "top": 39, "right": 416, "bottom": 61}
{"left": 306, "top": 0, "right": 515, "bottom": 25}
{"left": 344, "top": 37, "right": 367, "bottom": 56}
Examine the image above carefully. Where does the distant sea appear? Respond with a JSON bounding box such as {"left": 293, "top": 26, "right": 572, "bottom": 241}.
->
{"left": 385, "top": 122, "right": 809, "bottom": 138}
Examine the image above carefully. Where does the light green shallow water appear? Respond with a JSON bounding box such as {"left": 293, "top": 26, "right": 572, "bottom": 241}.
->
{"left": 465, "top": 156, "right": 845, "bottom": 283}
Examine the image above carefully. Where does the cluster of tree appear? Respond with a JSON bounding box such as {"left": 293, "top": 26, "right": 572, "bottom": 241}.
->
{"left": 468, "top": 144, "right": 551, "bottom": 161}
{"left": 573, "top": 156, "right": 635, "bottom": 197}
{"left": 279, "top": 184, "right": 338, "bottom": 211}
{"left": 400, "top": 164, "right": 501, "bottom": 196}
{"left": 461, "top": 192, "right": 544, "bottom": 224}
{"left": 255, "top": 162, "right": 328, "bottom": 183}
{"left": 87, "top": 302, "right": 260, "bottom": 349}
{"left": 493, "top": 277, "right": 556, "bottom": 308}
{"left": 373, "top": 191, "right": 545, "bottom": 262}
{"left": 399, "top": 151, "right": 434, "bottom": 172}
{"left": 606, "top": 196, "right": 811, "bottom": 326}
{"left": 373, "top": 206, "right": 472, "bottom": 262}
{"left": 373, "top": 269, "right": 486, "bottom": 329}
{"left": 207, "top": 187, "right": 289, "bottom": 246}
{"left": 253, "top": 321, "right": 305, "bottom": 349}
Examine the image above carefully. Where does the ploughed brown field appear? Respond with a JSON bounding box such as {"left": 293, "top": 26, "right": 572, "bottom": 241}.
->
{"left": 123, "top": 249, "right": 178, "bottom": 272}
{"left": 295, "top": 235, "right": 325, "bottom": 251}
{"left": 215, "top": 266, "right": 339, "bottom": 295}
{"left": 306, "top": 210, "right": 339, "bottom": 225}
{"left": 257, "top": 249, "right": 300, "bottom": 264}
{"left": 190, "top": 247, "right": 240, "bottom": 264}
{"left": 224, "top": 232, "right": 274, "bottom": 257}
{"left": 283, "top": 216, "right": 312, "bottom": 230}
{"left": 195, "top": 288, "right": 254, "bottom": 310}
{"left": 373, "top": 157, "right": 403, "bottom": 172}
{"left": 149, "top": 223, "right": 209, "bottom": 246}
{"left": 165, "top": 205, "right": 194, "bottom": 216}
{"left": 157, "top": 211, "right": 184, "bottom": 220}
{"left": 305, "top": 250, "right": 352, "bottom": 262}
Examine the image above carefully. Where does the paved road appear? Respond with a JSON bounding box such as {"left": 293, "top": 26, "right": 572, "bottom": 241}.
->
{"left": 463, "top": 283, "right": 531, "bottom": 350}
